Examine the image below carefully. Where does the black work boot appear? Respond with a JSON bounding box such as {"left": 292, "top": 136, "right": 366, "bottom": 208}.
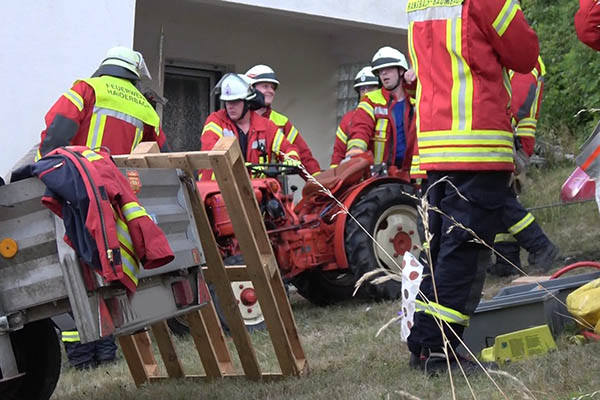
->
{"left": 528, "top": 242, "right": 560, "bottom": 272}
{"left": 423, "top": 350, "right": 496, "bottom": 377}
{"left": 488, "top": 260, "right": 518, "bottom": 277}
{"left": 409, "top": 352, "right": 426, "bottom": 371}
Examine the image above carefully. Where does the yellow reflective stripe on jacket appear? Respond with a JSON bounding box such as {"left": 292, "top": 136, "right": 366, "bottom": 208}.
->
{"left": 503, "top": 68, "right": 512, "bottom": 100}
{"left": 272, "top": 129, "right": 285, "bottom": 154}
{"left": 122, "top": 202, "right": 150, "bottom": 222}
{"left": 35, "top": 148, "right": 42, "bottom": 162}
{"left": 61, "top": 330, "right": 81, "bottom": 343}
{"left": 419, "top": 147, "right": 513, "bottom": 163}
{"left": 415, "top": 300, "right": 470, "bottom": 326}
{"left": 287, "top": 126, "right": 299, "bottom": 144}
{"left": 410, "top": 155, "right": 427, "bottom": 177}
{"left": 418, "top": 130, "right": 514, "bottom": 147}
{"left": 365, "top": 89, "right": 386, "bottom": 105}
{"left": 493, "top": 0, "right": 521, "bottom": 37}
{"left": 408, "top": 21, "right": 422, "bottom": 133}
{"left": 64, "top": 89, "right": 84, "bottom": 112}
{"left": 357, "top": 101, "right": 375, "bottom": 121}
{"left": 446, "top": 17, "right": 473, "bottom": 132}
{"left": 347, "top": 138, "right": 368, "bottom": 151}
{"left": 494, "top": 232, "right": 517, "bottom": 243}
{"left": 508, "top": 212, "right": 535, "bottom": 235}
{"left": 269, "top": 109, "right": 289, "bottom": 127}
{"left": 336, "top": 126, "right": 348, "bottom": 145}
{"left": 121, "top": 246, "right": 140, "bottom": 286}
{"left": 86, "top": 112, "right": 108, "bottom": 150}
{"left": 81, "top": 76, "right": 159, "bottom": 128}
{"left": 515, "top": 118, "right": 537, "bottom": 137}
{"left": 115, "top": 216, "right": 136, "bottom": 255}
{"left": 131, "top": 127, "right": 144, "bottom": 152}
{"left": 113, "top": 208, "right": 140, "bottom": 286}
{"left": 285, "top": 150, "right": 300, "bottom": 160}
{"left": 81, "top": 149, "right": 103, "bottom": 162}
{"left": 373, "top": 118, "right": 389, "bottom": 164}
{"left": 202, "top": 121, "right": 224, "bottom": 138}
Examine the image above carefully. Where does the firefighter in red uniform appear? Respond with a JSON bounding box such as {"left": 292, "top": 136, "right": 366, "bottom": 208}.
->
{"left": 244, "top": 64, "right": 321, "bottom": 175}
{"left": 36, "top": 46, "right": 170, "bottom": 370}
{"left": 490, "top": 57, "right": 560, "bottom": 276}
{"left": 330, "top": 66, "right": 380, "bottom": 168}
{"left": 345, "top": 47, "right": 417, "bottom": 177}
{"left": 575, "top": 0, "right": 600, "bottom": 51}
{"left": 405, "top": 0, "right": 539, "bottom": 375}
{"left": 36, "top": 47, "right": 169, "bottom": 160}
{"left": 199, "top": 73, "right": 300, "bottom": 180}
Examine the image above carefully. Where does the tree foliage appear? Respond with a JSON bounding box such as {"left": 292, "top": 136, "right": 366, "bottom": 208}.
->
{"left": 523, "top": 0, "right": 600, "bottom": 150}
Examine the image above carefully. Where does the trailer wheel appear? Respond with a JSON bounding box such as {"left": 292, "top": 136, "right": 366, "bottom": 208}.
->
{"left": 167, "top": 255, "right": 265, "bottom": 334}
{"left": 0, "top": 319, "right": 61, "bottom": 400}
{"left": 292, "top": 269, "right": 357, "bottom": 306}
{"left": 345, "top": 183, "right": 420, "bottom": 301}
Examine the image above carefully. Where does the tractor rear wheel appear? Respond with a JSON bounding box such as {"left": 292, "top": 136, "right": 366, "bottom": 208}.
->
{"left": 344, "top": 183, "right": 420, "bottom": 301}
{"left": 0, "top": 319, "right": 61, "bottom": 400}
{"left": 292, "top": 269, "right": 357, "bottom": 306}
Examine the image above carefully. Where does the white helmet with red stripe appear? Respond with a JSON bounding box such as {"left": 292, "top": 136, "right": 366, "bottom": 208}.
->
{"left": 245, "top": 64, "right": 280, "bottom": 88}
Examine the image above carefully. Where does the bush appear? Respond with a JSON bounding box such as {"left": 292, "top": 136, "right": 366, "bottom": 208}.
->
{"left": 523, "top": 0, "right": 600, "bottom": 153}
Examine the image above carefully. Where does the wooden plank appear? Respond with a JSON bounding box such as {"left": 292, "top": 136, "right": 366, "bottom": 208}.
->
{"left": 119, "top": 335, "right": 153, "bottom": 388}
{"left": 210, "top": 137, "right": 244, "bottom": 165}
{"left": 202, "top": 265, "right": 250, "bottom": 283}
{"left": 148, "top": 372, "right": 286, "bottom": 383}
{"left": 197, "top": 304, "right": 236, "bottom": 375}
{"left": 113, "top": 151, "right": 212, "bottom": 170}
{"left": 185, "top": 308, "right": 227, "bottom": 379}
{"left": 510, "top": 276, "right": 551, "bottom": 286}
{"left": 151, "top": 320, "right": 185, "bottom": 379}
{"left": 183, "top": 172, "right": 262, "bottom": 380}
{"left": 133, "top": 331, "right": 160, "bottom": 374}
{"left": 132, "top": 141, "right": 160, "bottom": 154}
{"left": 209, "top": 150, "right": 304, "bottom": 376}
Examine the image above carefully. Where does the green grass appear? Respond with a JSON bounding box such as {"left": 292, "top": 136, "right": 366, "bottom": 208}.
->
{"left": 52, "top": 163, "right": 600, "bottom": 400}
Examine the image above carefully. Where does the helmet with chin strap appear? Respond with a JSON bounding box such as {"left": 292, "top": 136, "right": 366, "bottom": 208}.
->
{"left": 371, "top": 46, "right": 409, "bottom": 75}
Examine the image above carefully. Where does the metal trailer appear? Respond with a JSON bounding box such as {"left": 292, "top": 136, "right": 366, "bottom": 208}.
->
{"left": 0, "top": 167, "right": 207, "bottom": 399}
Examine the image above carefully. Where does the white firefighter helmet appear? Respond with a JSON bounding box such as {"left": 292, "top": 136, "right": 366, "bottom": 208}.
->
{"left": 245, "top": 64, "right": 280, "bottom": 88}
{"left": 99, "top": 46, "right": 151, "bottom": 79}
{"left": 371, "top": 46, "right": 409, "bottom": 74}
{"left": 354, "top": 66, "right": 379, "bottom": 89}
{"left": 214, "top": 73, "right": 257, "bottom": 102}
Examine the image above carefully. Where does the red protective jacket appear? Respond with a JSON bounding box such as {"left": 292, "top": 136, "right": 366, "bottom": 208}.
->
{"left": 199, "top": 109, "right": 300, "bottom": 180}
{"left": 263, "top": 108, "right": 321, "bottom": 175}
{"left": 330, "top": 110, "right": 353, "bottom": 167}
{"left": 35, "top": 146, "right": 174, "bottom": 292}
{"left": 347, "top": 87, "right": 416, "bottom": 173}
{"left": 510, "top": 57, "right": 545, "bottom": 157}
{"left": 407, "top": 0, "right": 539, "bottom": 172}
{"left": 575, "top": 0, "right": 600, "bottom": 51}
{"left": 37, "top": 76, "right": 168, "bottom": 160}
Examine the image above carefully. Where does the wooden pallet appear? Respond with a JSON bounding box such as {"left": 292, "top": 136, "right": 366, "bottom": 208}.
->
{"left": 112, "top": 138, "right": 308, "bottom": 386}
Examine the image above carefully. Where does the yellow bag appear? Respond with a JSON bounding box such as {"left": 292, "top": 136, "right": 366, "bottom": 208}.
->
{"left": 566, "top": 278, "right": 600, "bottom": 334}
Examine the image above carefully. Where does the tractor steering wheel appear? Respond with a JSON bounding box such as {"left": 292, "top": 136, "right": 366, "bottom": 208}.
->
{"left": 247, "top": 163, "right": 302, "bottom": 178}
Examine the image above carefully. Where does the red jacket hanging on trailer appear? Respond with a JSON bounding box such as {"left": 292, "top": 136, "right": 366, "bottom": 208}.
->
{"left": 32, "top": 146, "right": 174, "bottom": 292}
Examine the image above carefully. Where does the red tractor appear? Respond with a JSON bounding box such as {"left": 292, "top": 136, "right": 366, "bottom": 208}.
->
{"left": 197, "top": 152, "right": 421, "bottom": 314}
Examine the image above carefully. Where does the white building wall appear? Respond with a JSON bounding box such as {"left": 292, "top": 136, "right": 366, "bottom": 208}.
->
{"left": 201, "top": 0, "right": 408, "bottom": 30}
{"left": 135, "top": 0, "right": 407, "bottom": 169}
{"left": 0, "top": 0, "right": 136, "bottom": 180}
